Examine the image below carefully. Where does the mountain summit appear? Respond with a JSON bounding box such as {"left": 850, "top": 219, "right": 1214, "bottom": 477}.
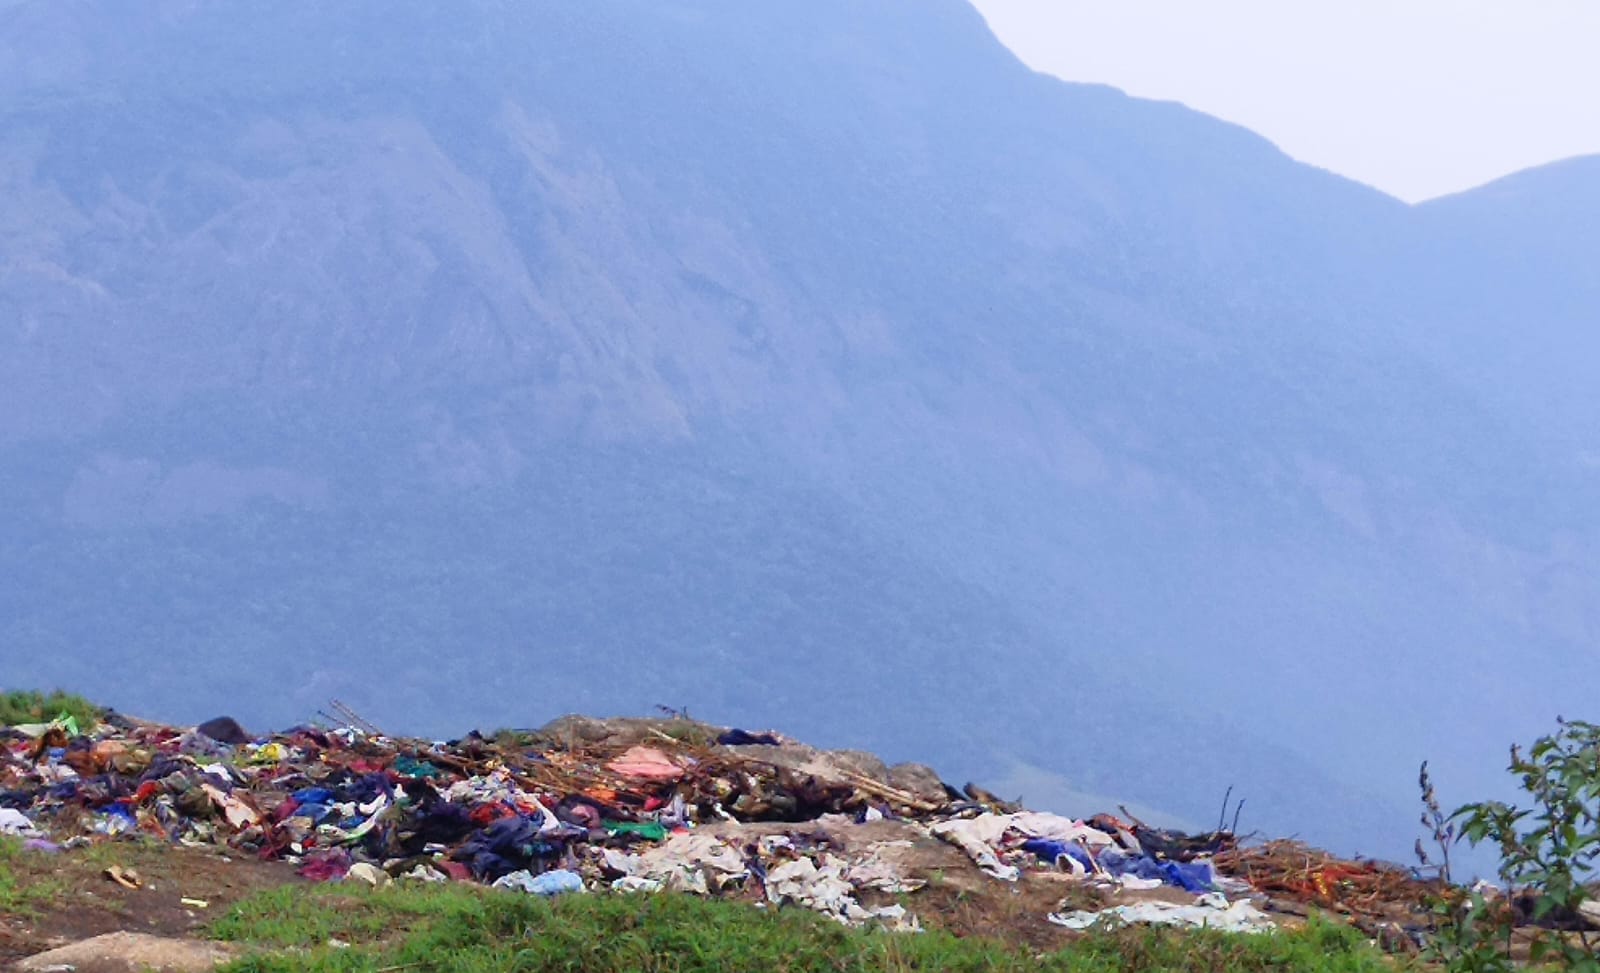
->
{"left": 3, "top": 0, "right": 1597, "bottom": 859}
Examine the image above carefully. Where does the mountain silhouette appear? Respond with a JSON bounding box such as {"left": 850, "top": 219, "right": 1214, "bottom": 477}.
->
{"left": 3, "top": 0, "right": 1596, "bottom": 859}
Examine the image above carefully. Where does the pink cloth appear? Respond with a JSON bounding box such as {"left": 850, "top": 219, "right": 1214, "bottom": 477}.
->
{"left": 605, "top": 746, "right": 683, "bottom": 782}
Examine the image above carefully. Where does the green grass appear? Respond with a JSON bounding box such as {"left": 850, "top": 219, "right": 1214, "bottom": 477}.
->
{"left": 0, "top": 688, "right": 102, "bottom": 730}
{"left": 0, "top": 837, "right": 66, "bottom": 917}
{"left": 211, "top": 883, "right": 1409, "bottom": 973}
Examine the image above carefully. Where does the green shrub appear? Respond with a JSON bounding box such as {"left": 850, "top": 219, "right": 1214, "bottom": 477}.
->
{"left": 0, "top": 688, "right": 102, "bottom": 730}
{"left": 1431, "top": 717, "right": 1600, "bottom": 972}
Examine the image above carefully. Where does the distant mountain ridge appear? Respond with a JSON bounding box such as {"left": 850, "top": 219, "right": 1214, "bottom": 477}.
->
{"left": 2, "top": 0, "right": 1596, "bottom": 861}
{"left": 1406, "top": 155, "right": 1600, "bottom": 456}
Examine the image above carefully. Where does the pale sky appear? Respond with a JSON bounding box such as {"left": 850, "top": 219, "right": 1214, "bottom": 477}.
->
{"left": 969, "top": 0, "right": 1600, "bottom": 203}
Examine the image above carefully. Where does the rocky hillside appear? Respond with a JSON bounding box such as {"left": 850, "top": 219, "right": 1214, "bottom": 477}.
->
{"left": 2, "top": 0, "right": 1597, "bottom": 860}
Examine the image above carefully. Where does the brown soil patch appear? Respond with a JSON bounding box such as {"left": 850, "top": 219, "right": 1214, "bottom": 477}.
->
{"left": 0, "top": 841, "right": 300, "bottom": 966}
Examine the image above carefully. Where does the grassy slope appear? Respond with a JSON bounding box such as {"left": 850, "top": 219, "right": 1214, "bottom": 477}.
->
{"left": 211, "top": 883, "right": 1409, "bottom": 973}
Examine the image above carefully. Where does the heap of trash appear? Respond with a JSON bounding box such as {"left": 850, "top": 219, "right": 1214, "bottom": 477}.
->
{"left": 0, "top": 708, "right": 1440, "bottom": 941}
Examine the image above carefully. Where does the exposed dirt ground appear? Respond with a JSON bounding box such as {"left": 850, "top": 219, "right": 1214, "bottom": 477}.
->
{"left": 0, "top": 841, "right": 300, "bottom": 966}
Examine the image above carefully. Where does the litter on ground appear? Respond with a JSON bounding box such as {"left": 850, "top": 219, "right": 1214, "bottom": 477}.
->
{"left": 0, "top": 708, "right": 1448, "bottom": 942}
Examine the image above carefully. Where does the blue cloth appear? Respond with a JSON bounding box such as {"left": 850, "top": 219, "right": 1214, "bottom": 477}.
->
{"left": 295, "top": 802, "right": 334, "bottom": 825}
{"left": 1162, "top": 860, "right": 1215, "bottom": 894}
{"left": 293, "top": 787, "right": 335, "bottom": 805}
{"left": 455, "top": 814, "right": 545, "bottom": 880}
{"left": 1098, "top": 850, "right": 1214, "bottom": 893}
{"left": 46, "top": 782, "right": 79, "bottom": 800}
{"left": 1022, "top": 838, "right": 1094, "bottom": 872}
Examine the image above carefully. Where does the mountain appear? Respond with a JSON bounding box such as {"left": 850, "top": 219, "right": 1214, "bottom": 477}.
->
{"left": 2, "top": 0, "right": 1596, "bottom": 860}
{"left": 1407, "top": 156, "right": 1600, "bottom": 459}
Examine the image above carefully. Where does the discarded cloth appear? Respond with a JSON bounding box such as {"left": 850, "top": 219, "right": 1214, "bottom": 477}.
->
{"left": 1007, "top": 812, "right": 1116, "bottom": 848}
{"left": 604, "top": 820, "right": 668, "bottom": 841}
{"left": 932, "top": 812, "right": 1113, "bottom": 882}
{"left": 612, "top": 875, "right": 664, "bottom": 893}
{"left": 346, "top": 862, "right": 391, "bottom": 887}
{"left": 1048, "top": 893, "right": 1274, "bottom": 934}
{"left": 0, "top": 807, "right": 42, "bottom": 837}
{"left": 605, "top": 746, "right": 683, "bottom": 782}
{"left": 394, "top": 756, "right": 443, "bottom": 779}
{"left": 1098, "top": 849, "right": 1215, "bottom": 893}
{"left": 1022, "top": 838, "right": 1093, "bottom": 875}
{"left": 929, "top": 816, "right": 1020, "bottom": 881}
{"left": 299, "top": 849, "right": 353, "bottom": 882}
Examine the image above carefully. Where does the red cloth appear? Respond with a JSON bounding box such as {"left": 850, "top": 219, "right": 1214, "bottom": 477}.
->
{"left": 468, "top": 802, "right": 513, "bottom": 825}
{"left": 439, "top": 860, "right": 474, "bottom": 882}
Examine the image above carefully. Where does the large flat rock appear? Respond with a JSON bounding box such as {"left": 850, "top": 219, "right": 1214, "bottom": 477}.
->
{"left": 14, "top": 932, "right": 235, "bottom": 973}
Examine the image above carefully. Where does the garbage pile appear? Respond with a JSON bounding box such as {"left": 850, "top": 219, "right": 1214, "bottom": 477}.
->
{"left": 1213, "top": 839, "right": 1436, "bottom": 915}
{"left": 930, "top": 809, "right": 1235, "bottom": 890}
{"left": 1212, "top": 839, "right": 1441, "bottom": 946}
{"left": 0, "top": 708, "right": 1426, "bottom": 938}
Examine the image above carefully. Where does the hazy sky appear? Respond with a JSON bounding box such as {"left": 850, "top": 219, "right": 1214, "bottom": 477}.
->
{"left": 970, "top": 0, "right": 1600, "bottom": 203}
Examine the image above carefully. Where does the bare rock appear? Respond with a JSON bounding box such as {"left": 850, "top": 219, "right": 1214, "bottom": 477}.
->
{"left": 1578, "top": 899, "right": 1600, "bottom": 929}
{"left": 887, "top": 762, "right": 951, "bottom": 806}
{"left": 15, "top": 932, "right": 235, "bottom": 973}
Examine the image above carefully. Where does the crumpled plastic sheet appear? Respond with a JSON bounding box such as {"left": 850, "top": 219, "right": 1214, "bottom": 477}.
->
{"left": 1048, "top": 892, "right": 1275, "bottom": 934}
{"left": 493, "top": 868, "right": 586, "bottom": 896}
{"left": 764, "top": 856, "right": 919, "bottom": 929}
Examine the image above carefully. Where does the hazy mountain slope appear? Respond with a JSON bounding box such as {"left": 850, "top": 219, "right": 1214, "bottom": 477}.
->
{"left": 1408, "top": 155, "right": 1600, "bottom": 457}
{"left": 2, "top": 0, "right": 1596, "bottom": 858}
